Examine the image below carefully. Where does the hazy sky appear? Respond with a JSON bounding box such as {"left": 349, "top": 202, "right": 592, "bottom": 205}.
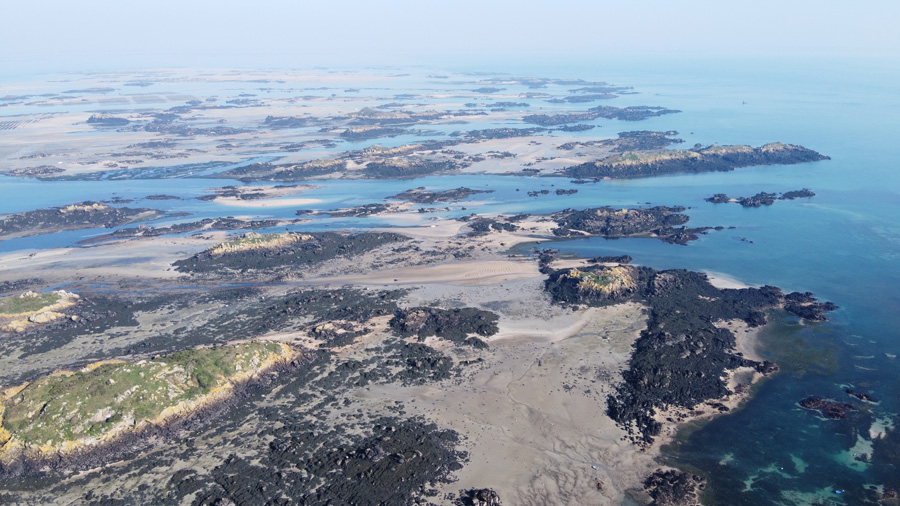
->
{"left": 3, "top": 0, "right": 899, "bottom": 71}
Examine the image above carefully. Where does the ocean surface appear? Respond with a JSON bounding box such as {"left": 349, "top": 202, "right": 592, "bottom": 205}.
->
{"left": 1, "top": 56, "right": 898, "bottom": 504}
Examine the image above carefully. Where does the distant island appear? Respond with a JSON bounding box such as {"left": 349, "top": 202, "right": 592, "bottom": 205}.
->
{"left": 564, "top": 143, "right": 829, "bottom": 179}
{"left": 706, "top": 188, "right": 816, "bottom": 207}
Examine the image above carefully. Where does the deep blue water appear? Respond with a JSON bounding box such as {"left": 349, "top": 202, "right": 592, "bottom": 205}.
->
{"left": 1, "top": 57, "right": 898, "bottom": 504}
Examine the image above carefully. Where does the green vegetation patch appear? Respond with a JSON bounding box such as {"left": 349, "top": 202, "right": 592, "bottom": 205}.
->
{"left": 0, "top": 292, "right": 63, "bottom": 315}
{"left": 1, "top": 342, "right": 287, "bottom": 448}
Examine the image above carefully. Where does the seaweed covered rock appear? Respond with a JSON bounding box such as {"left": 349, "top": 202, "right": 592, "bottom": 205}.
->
{"left": 389, "top": 307, "right": 499, "bottom": 345}
{"left": 644, "top": 469, "right": 706, "bottom": 506}
{"left": 551, "top": 206, "right": 708, "bottom": 244}
{"left": 783, "top": 291, "right": 838, "bottom": 321}
{"left": 192, "top": 417, "right": 465, "bottom": 506}
{"left": 553, "top": 206, "right": 689, "bottom": 237}
{"left": 543, "top": 265, "right": 814, "bottom": 443}
{"left": 390, "top": 187, "right": 494, "bottom": 203}
{"left": 799, "top": 396, "right": 857, "bottom": 419}
{"left": 457, "top": 488, "right": 503, "bottom": 506}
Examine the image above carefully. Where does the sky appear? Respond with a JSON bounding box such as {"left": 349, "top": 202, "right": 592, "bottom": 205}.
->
{"left": 2, "top": 0, "right": 899, "bottom": 72}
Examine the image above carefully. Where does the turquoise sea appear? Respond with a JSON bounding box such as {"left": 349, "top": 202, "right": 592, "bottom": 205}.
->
{"left": 1, "top": 56, "right": 898, "bottom": 504}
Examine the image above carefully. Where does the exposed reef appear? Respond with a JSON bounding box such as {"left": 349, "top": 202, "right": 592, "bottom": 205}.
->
{"left": 363, "top": 159, "right": 462, "bottom": 178}
{"left": 0, "top": 202, "right": 163, "bottom": 241}
{"left": 389, "top": 307, "right": 499, "bottom": 348}
{"left": 799, "top": 396, "right": 857, "bottom": 419}
{"left": 551, "top": 206, "right": 711, "bottom": 245}
{"left": 706, "top": 188, "right": 816, "bottom": 207}
{"left": 340, "top": 125, "right": 410, "bottom": 141}
{"left": 457, "top": 215, "right": 520, "bottom": 236}
{"left": 524, "top": 105, "right": 680, "bottom": 126}
{"left": 564, "top": 143, "right": 829, "bottom": 179}
{"left": 216, "top": 159, "right": 347, "bottom": 182}
{"left": 389, "top": 187, "right": 494, "bottom": 203}
{"left": 558, "top": 130, "right": 683, "bottom": 153}
{"left": 173, "top": 231, "right": 408, "bottom": 275}
{"left": 453, "top": 127, "right": 545, "bottom": 140}
{"left": 544, "top": 264, "right": 834, "bottom": 444}
{"left": 783, "top": 291, "right": 839, "bottom": 321}
{"left": 3, "top": 166, "right": 65, "bottom": 178}
{"left": 197, "top": 183, "right": 320, "bottom": 202}
{"left": 456, "top": 488, "right": 503, "bottom": 506}
{"left": 643, "top": 469, "right": 706, "bottom": 506}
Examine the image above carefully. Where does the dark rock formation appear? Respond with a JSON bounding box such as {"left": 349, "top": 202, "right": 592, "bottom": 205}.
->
{"left": 551, "top": 206, "right": 709, "bottom": 245}
{"left": 644, "top": 469, "right": 706, "bottom": 506}
{"left": 705, "top": 194, "right": 732, "bottom": 204}
{"left": 799, "top": 396, "right": 857, "bottom": 419}
{"left": 564, "top": 143, "right": 829, "bottom": 179}
{"left": 473, "top": 87, "right": 504, "bottom": 94}
{"left": 523, "top": 112, "right": 600, "bottom": 126}
{"left": 458, "top": 215, "right": 519, "bottom": 236}
{"left": 706, "top": 189, "right": 815, "bottom": 207}
{"left": 86, "top": 115, "right": 130, "bottom": 127}
{"left": 363, "top": 160, "right": 461, "bottom": 178}
{"left": 326, "top": 203, "right": 394, "bottom": 217}
{"left": 558, "top": 131, "right": 682, "bottom": 153}
{"left": 390, "top": 187, "right": 494, "bottom": 203}
{"left": 783, "top": 291, "right": 839, "bottom": 321}
{"left": 4, "top": 165, "right": 64, "bottom": 178}
{"left": 780, "top": 188, "right": 816, "bottom": 200}
{"left": 846, "top": 388, "right": 878, "bottom": 403}
{"left": 544, "top": 266, "right": 807, "bottom": 443}
{"left": 0, "top": 202, "right": 162, "bottom": 240}
{"left": 557, "top": 124, "right": 595, "bottom": 132}
{"left": 453, "top": 127, "right": 545, "bottom": 140}
{"left": 457, "top": 488, "right": 503, "bottom": 506}
{"left": 589, "top": 105, "right": 681, "bottom": 121}
{"left": 737, "top": 192, "right": 778, "bottom": 207}
{"left": 340, "top": 126, "right": 409, "bottom": 141}
{"left": 173, "top": 232, "right": 408, "bottom": 274}
{"left": 389, "top": 307, "right": 499, "bottom": 345}
{"left": 524, "top": 106, "right": 679, "bottom": 126}
{"left": 547, "top": 93, "right": 617, "bottom": 103}
{"left": 588, "top": 255, "right": 633, "bottom": 264}
{"left": 216, "top": 160, "right": 346, "bottom": 182}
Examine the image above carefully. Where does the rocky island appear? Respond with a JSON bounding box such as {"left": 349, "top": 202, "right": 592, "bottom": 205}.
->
{"left": 564, "top": 143, "right": 829, "bottom": 179}
{"left": 0, "top": 202, "right": 163, "bottom": 241}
